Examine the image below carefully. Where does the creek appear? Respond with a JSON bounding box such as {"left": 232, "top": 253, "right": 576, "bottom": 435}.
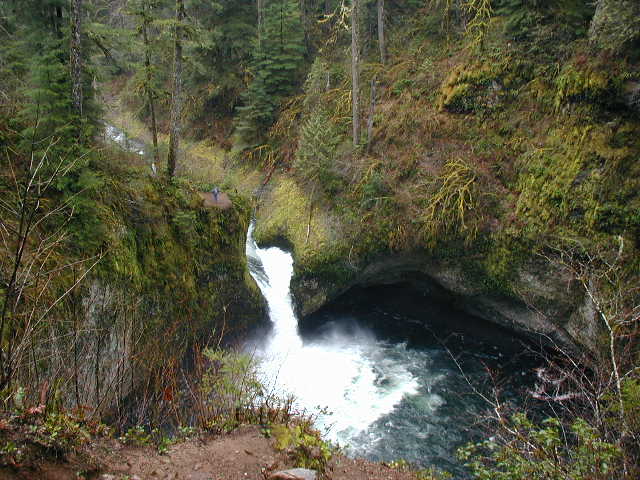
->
{"left": 246, "top": 225, "right": 540, "bottom": 476}
{"left": 103, "top": 122, "right": 157, "bottom": 174}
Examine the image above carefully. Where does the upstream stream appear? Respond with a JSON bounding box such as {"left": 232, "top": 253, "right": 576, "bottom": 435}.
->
{"left": 245, "top": 223, "right": 540, "bottom": 475}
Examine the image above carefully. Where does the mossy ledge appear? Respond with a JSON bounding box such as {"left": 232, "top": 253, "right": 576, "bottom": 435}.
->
{"left": 255, "top": 188, "right": 591, "bottom": 351}
{"left": 36, "top": 153, "right": 266, "bottom": 414}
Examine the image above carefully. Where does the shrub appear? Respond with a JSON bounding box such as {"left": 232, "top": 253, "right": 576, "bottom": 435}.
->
{"left": 459, "top": 414, "right": 624, "bottom": 480}
{"left": 272, "top": 423, "right": 332, "bottom": 473}
{"left": 194, "top": 348, "right": 264, "bottom": 432}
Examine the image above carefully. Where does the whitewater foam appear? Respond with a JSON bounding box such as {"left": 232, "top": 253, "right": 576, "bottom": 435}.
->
{"left": 245, "top": 222, "right": 419, "bottom": 444}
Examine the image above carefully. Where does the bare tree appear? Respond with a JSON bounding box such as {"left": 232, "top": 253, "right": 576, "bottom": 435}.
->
{"left": 528, "top": 238, "right": 640, "bottom": 474}
{"left": 0, "top": 136, "right": 102, "bottom": 396}
{"left": 545, "top": 239, "right": 638, "bottom": 428}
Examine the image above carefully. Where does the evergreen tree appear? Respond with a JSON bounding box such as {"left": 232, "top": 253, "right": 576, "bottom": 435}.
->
{"left": 235, "top": 0, "right": 305, "bottom": 147}
{"left": 167, "top": 0, "right": 186, "bottom": 178}
{"left": 496, "top": 0, "right": 593, "bottom": 43}
{"left": 9, "top": 0, "right": 99, "bottom": 155}
{"left": 295, "top": 107, "right": 342, "bottom": 193}
{"left": 186, "top": 0, "right": 256, "bottom": 120}
{"left": 2, "top": 0, "right": 102, "bottom": 253}
{"left": 130, "top": 0, "right": 163, "bottom": 172}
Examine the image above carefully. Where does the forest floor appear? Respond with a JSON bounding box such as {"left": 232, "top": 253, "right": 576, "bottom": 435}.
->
{"left": 101, "top": 82, "right": 264, "bottom": 196}
{"left": 0, "top": 426, "right": 423, "bottom": 480}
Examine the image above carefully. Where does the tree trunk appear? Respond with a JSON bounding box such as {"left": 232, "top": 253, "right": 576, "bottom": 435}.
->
{"left": 142, "top": 0, "right": 160, "bottom": 173}
{"left": 300, "top": 0, "right": 308, "bottom": 47}
{"left": 70, "top": 0, "right": 83, "bottom": 116}
{"left": 167, "top": 0, "right": 185, "bottom": 179}
{"left": 366, "top": 76, "right": 377, "bottom": 152}
{"left": 257, "top": 0, "right": 263, "bottom": 45}
{"left": 377, "top": 0, "right": 385, "bottom": 65}
{"left": 351, "top": 0, "right": 360, "bottom": 147}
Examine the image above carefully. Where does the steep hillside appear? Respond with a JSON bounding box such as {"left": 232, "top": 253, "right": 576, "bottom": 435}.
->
{"left": 249, "top": 3, "right": 640, "bottom": 351}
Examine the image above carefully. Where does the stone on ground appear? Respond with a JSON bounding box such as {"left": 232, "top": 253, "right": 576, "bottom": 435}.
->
{"left": 268, "top": 468, "right": 318, "bottom": 480}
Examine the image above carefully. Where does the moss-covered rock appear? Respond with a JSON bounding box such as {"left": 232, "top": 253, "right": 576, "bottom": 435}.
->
{"left": 245, "top": 6, "right": 640, "bottom": 354}
{"left": 36, "top": 155, "right": 266, "bottom": 414}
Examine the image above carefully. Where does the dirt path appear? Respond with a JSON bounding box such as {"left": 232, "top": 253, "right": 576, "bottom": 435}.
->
{"left": 1, "top": 426, "right": 423, "bottom": 480}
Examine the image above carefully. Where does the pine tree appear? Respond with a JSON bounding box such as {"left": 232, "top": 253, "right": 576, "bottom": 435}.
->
{"left": 167, "top": 0, "right": 186, "bottom": 179}
{"left": 187, "top": 0, "right": 256, "bottom": 116}
{"left": 235, "top": 0, "right": 305, "bottom": 147}
{"left": 11, "top": 1, "right": 98, "bottom": 155}
{"left": 131, "top": 0, "right": 162, "bottom": 172}
{"left": 295, "top": 107, "right": 341, "bottom": 193}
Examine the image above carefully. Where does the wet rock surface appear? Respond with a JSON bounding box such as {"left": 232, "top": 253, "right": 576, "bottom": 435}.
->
{"left": 292, "top": 251, "right": 592, "bottom": 351}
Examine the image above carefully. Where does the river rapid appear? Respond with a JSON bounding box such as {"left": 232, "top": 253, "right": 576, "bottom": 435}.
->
{"left": 245, "top": 223, "right": 539, "bottom": 476}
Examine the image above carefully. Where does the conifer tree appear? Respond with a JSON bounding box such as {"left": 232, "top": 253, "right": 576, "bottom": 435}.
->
{"left": 11, "top": 0, "right": 98, "bottom": 155}
{"left": 187, "top": 0, "right": 256, "bottom": 118}
{"left": 70, "top": 0, "right": 83, "bottom": 116}
{"left": 167, "top": 0, "right": 185, "bottom": 178}
{"left": 131, "top": 0, "right": 162, "bottom": 172}
{"left": 236, "top": 0, "right": 305, "bottom": 146}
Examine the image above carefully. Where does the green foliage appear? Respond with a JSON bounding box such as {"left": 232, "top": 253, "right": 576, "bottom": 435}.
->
{"left": 236, "top": 0, "right": 306, "bottom": 145}
{"left": 119, "top": 425, "right": 183, "bottom": 454}
{"left": 463, "top": 0, "right": 493, "bottom": 51}
{"left": 420, "top": 158, "right": 479, "bottom": 245}
{"left": 459, "top": 414, "right": 623, "bottom": 480}
{"left": 119, "top": 426, "right": 153, "bottom": 446}
{"left": 438, "top": 62, "right": 506, "bottom": 114}
{"left": 187, "top": 0, "right": 256, "bottom": 114}
{"left": 385, "top": 459, "right": 451, "bottom": 480}
{"left": 496, "top": 0, "right": 593, "bottom": 44}
{"left": 515, "top": 121, "right": 640, "bottom": 239}
{"left": 609, "top": 378, "right": 640, "bottom": 442}
{"left": 197, "top": 348, "right": 263, "bottom": 432}
{"left": 272, "top": 423, "right": 333, "bottom": 473}
{"left": 294, "top": 108, "right": 343, "bottom": 194}
{"left": 553, "top": 63, "right": 625, "bottom": 111}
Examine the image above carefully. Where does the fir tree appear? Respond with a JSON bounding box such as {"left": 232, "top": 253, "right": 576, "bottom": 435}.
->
{"left": 235, "top": 0, "right": 306, "bottom": 147}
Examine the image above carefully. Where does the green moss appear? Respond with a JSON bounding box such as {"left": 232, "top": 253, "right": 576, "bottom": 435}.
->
{"left": 255, "top": 176, "right": 334, "bottom": 258}
{"left": 515, "top": 121, "right": 640, "bottom": 243}
{"left": 553, "top": 63, "right": 625, "bottom": 110}
{"left": 61, "top": 149, "right": 264, "bottom": 380}
{"left": 240, "top": 5, "right": 640, "bottom": 331}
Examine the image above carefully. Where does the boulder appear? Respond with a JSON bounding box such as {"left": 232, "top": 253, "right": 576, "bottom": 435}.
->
{"left": 268, "top": 468, "right": 317, "bottom": 480}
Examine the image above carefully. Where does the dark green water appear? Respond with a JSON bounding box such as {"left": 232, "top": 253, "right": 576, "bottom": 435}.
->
{"left": 299, "top": 284, "right": 542, "bottom": 477}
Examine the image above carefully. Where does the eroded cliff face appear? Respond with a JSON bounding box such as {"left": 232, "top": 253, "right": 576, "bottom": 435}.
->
{"left": 286, "top": 246, "right": 597, "bottom": 353}
{"left": 40, "top": 182, "right": 266, "bottom": 414}
{"left": 245, "top": 1, "right": 639, "bottom": 357}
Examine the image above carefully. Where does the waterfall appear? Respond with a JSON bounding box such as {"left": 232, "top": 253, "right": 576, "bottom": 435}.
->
{"left": 245, "top": 221, "right": 420, "bottom": 445}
